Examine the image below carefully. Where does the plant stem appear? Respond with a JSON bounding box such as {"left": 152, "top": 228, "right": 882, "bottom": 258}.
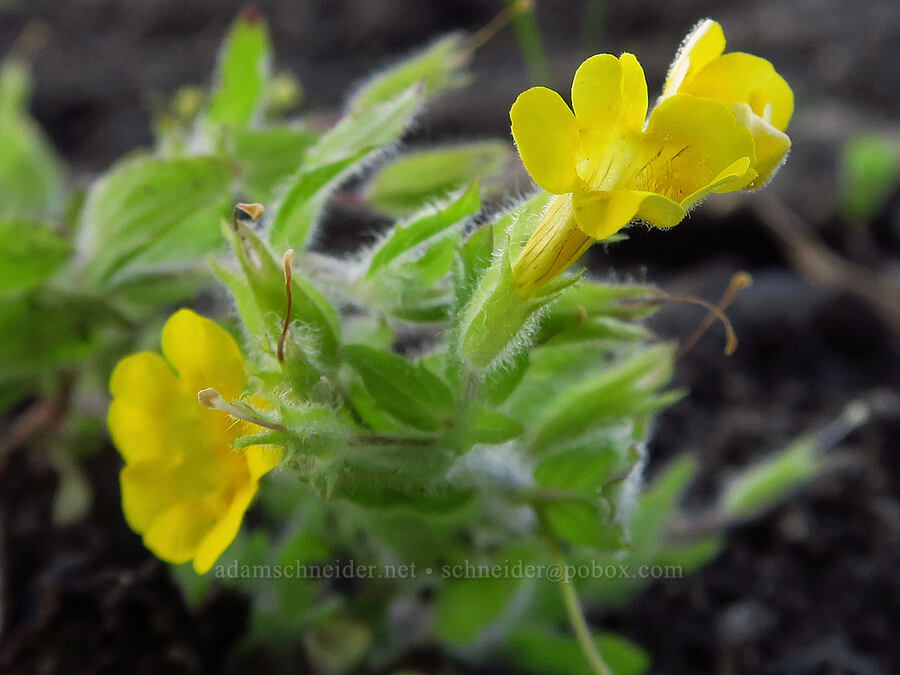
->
{"left": 538, "top": 511, "right": 613, "bottom": 675}
{"left": 505, "top": 0, "right": 550, "bottom": 86}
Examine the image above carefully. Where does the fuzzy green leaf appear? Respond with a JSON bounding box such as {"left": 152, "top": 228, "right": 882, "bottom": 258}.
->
{"left": 329, "top": 463, "right": 472, "bottom": 513}
{"left": 840, "top": 134, "right": 900, "bottom": 222}
{"left": 367, "top": 182, "right": 480, "bottom": 277}
{"left": 528, "top": 344, "right": 677, "bottom": 453}
{"left": 435, "top": 576, "right": 520, "bottom": 644}
{"left": 540, "top": 316, "right": 653, "bottom": 346}
{"left": 232, "top": 125, "right": 319, "bottom": 202}
{"left": 452, "top": 406, "right": 524, "bottom": 451}
{"left": 366, "top": 141, "right": 508, "bottom": 215}
{"left": 0, "top": 220, "right": 70, "bottom": 293}
{"left": 82, "top": 155, "right": 232, "bottom": 285}
{"left": 722, "top": 435, "right": 820, "bottom": 518}
{"left": 303, "top": 84, "right": 423, "bottom": 170}
{"left": 535, "top": 443, "right": 633, "bottom": 549}
{"left": 206, "top": 10, "right": 271, "bottom": 129}
{"left": 268, "top": 149, "right": 370, "bottom": 250}
{"left": 0, "top": 61, "right": 64, "bottom": 219}
{"left": 343, "top": 345, "right": 453, "bottom": 431}
{"left": 347, "top": 34, "right": 467, "bottom": 114}
{"left": 0, "top": 294, "right": 104, "bottom": 379}
{"left": 632, "top": 456, "right": 698, "bottom": 555}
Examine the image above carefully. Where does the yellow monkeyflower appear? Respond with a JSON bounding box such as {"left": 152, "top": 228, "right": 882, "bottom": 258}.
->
{"left": 108, "top": 309, "right": 282, "bottom": 573}
{"left": 510, "top": 53, "right": 757, "bottom": 292}
{"left": 510, "top": 21, "right": 792, "bottom": 294}
{"left": 663, "top": 19, "right": 793, "bottom": 187}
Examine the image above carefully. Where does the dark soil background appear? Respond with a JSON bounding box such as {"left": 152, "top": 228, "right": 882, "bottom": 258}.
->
{"left": 1, "top": 0, "right": 899, "bottom": 673}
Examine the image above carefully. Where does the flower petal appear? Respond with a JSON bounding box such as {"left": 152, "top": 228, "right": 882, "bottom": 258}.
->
{"left": 143, "top": 499, "right": 218, "bottom": 565}
{"left": 631, "top": 94, "right": 756, "bottom": 203}
{"left": 663, "top": 18, "right": 726, "bottom": 96}
{"left": 619, "top": 53, "right": 648, "bottom": 131}
{"left": 161, "top": 309, "right": 246, "bottom": 401}
{"left": 245, "top": 445, "right": 283, "bottom": 481}
{"left": 573, "top": 190, "right": 685, "bottom": 239}
{"left": 109, "top": 351, "right": 178, "bottom": 401}
{"left": 682, "top": 157, "right": 756, "bottom": 210}
{"left": 571, "top": 54, "right": 623, "bottom": 128}
{"left": 108, "top": 352, "right": 180, "bottom": 463}
{"left": 512, "top": 194, "right": 592, "bottom": 294}
{"left": 510, "top": 86, "right": 580, "bottom": 194}
{"left": 681, "top": 52, "right": 794, "bottom": 131}
{"left": 193, "top": 482, "right": 258, "bottom": 574}
{"left": 730, "top": 103, "right": 792, "bottom": 188}
{"left": 120, "top": 460, "right": 182, "bottom": 533}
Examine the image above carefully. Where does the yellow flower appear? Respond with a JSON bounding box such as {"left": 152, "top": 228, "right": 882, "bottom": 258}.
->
{"left": 510, "top": 52, "right": 757, "bottom": 293}
{"left": 509, "top": 22, "right": 793, "bottom": 294}
{"left": 663, "top": 18, "right": 793, "bottom": 187}
{"left": 108, "top": 309, "right": 282, "bottom": 573}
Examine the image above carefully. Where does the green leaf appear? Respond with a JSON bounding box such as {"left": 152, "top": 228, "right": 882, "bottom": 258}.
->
{"left": 721, "top": 434, "right": 820, "bottom": 518}
{"left": 538, "top": 282, "right": 662, "bottom": 341}
{"left": 454, "top": 222, "right": 494, "bottom": 305}
{"left": 345, "top": 381, "right": 406, "bottom": 433}
{"left": 368, "top": 237, "right": 458, "bottom": 322}
{"left": 232, "top": 125, "right": 318, "bottom": 202}
{"left": 329, "top": 463, "right": 472, "bottom": 513}
{"left": 840, "top": 134, "right": 900, "bottom": 222}
{"left": 481, "top": 347, "right": 529, "bottom": 405}
{"left": 367, "top": 183, "right": 480, "bottom": 277}
{"left": 121, "top": 194, "right": 232, "bottom": 272}
{"left": 342, "top": 344, "right": 453, "bottom": 431}
{"left": 435, "top": 576, "right": 519, "bottom": 644}
{"left": 210, "top": 257, "right": 265, "bottom": 336}
{"left": 654, "top": 535, "right": 724, "bottom": 574}
{"left": 268, "top": 149, "right": 370, "bottom": 250}
{"left": 534, "top": 445, "right": 622, "bottom": 495}
{"left": 0, "top": 294, "right": 104, "bottom": 379}
{"left": 366, "top": 141, "right": 509, "bottom": 215}
{"left": 347, "top": 34, "right": 467, "bottom": 114}
{"left": 528, "top": 344, "right": 677, "bottom": 453}
{"left": 584, "top": 455, "right": 700, "bottom": 608}
{"left": 631, "top": 456, "right": 698, "bottom": 556}
{"left": 541, "top": 316, "right": 653, "bottom": 346}
{"left": 452, "top": 406, "right": 524, "bottom": 451}
{"left": 0, "top": 61, "right": 64, "bottom": 220}
{"left": 0, "top": 220, "right": 70, "bottom": 293}
{"left": 303, "top": 84, "right": 423, "bottom": 170}
{"left": 340, "top": 442, "right": 454, "bottom": 483}
{"left": 81, "top": 155, "right": 232, "bottom": 285}
{"left": 534, "top": 443, "right": 634, "bottom": 549}
{"left": 399, "top": 234, "right": 458, "bottom": 287}
{"left": 507, "top": 628, "right": 649, "bottom": 675}
{"left": 205, "top": 10, "right": 271, "bottom": 129}
{"left": 545, "top": 500, "right": 624, "bottom": 550}
{"left": 108, "top": 269, "right": 207, "bottom": 308}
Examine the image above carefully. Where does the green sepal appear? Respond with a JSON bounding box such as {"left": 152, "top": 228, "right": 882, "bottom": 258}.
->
{"left": 218, "top": 219, "right": 340, "bottom": 378}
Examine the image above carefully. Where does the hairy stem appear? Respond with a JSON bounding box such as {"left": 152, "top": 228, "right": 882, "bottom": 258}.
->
{"left": 538, "top": 511, "right": 613, "bottom": 675}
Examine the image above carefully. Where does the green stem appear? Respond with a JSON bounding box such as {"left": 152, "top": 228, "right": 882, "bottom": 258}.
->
{"left": 538, "top": 511, "right": 613, "bottom": 675}
{"left": 506, "top": 0, "right": 550, "bottom": 86}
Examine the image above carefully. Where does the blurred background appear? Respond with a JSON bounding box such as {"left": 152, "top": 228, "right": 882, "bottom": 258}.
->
{"left": 1, "top": 0, "right": 898, "bottom": 672}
